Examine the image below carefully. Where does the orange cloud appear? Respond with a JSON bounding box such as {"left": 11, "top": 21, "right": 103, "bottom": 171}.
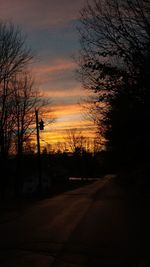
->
{"left": 0, "top": 0, "right": 98, "bottom": 149}
{"left": 32, "top": 57, "right": 77, "bottom": 89}
{"left": 52, "top": 103, "right": 82, "bottom": 115}
{"left": 41, "top": 101, "right": 95, "bottom": 126}
{"left": 40, "top": 121, "right": 96, "bottom": 144}
{"left": 33, "top": 102, "right": 97, "bottom": 149}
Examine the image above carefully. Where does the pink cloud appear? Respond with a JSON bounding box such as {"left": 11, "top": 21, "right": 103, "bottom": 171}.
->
{"left": 0, "top": 0, "right": 85, "bottom": 29}
{"left": 33, "top": 58, "right": 75, "bottom": 75}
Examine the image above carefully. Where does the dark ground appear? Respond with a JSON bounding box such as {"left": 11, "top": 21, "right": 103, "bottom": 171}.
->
{"left": 0, "top": 175, "right": 150, "bottom": 267}
{"left": 0, "top": 179, "right": 95, "bottom": 224}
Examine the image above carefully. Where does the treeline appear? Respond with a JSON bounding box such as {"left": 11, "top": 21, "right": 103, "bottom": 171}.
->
{"left": 0, "top": 149, "right": 112, "bottom": 198}
{"left": 78, "top": 0, "right": 150, "bottom": 170}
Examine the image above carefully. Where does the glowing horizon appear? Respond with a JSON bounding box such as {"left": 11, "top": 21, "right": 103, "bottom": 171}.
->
{"left": 0, "top": 0, "right": 97, "bottom": 146}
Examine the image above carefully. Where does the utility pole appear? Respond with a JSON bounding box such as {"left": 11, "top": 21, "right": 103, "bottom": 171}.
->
{"left": 35, "top": 109, "right": 42, "bottom": 194}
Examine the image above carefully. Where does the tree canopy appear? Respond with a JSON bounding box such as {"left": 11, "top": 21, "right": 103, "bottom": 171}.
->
{"left": 78, "top": 0, "right": 150, "bottom": 163}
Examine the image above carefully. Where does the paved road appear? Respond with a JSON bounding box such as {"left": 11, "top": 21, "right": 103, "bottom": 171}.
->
{"left": 0, "top": 175, "right": 150, "bottom": 267}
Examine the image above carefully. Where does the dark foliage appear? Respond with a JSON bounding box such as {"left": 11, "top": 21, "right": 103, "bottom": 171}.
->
{"left": 78, "top": 0, "right": 150, "bottom": 165}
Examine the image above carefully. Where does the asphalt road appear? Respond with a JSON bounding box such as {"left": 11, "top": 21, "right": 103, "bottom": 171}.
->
{"left": 0, "top": 175, "right": 150, "bottom": 267}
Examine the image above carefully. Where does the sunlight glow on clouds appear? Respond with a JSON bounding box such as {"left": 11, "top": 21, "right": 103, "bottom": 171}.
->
{"left": 0, "top": 0, "right": 96, "bottom": 145}
{"left": 33, "top": 59, "right": 75, "bottom": 75}
{"left": 41, "top": 120, "right": 96, "bottom": 144}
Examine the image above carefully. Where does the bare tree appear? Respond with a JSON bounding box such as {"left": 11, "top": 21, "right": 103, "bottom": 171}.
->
{"left": 0, "top": 22, "right": 33, "bottom": 157}
{"left": 10, "top": 72, "right": 43, "bottom": 155}
{"left": 66, "top": 129, "right": 87, "bottom": 154}
{"left": 0, "top": 78, "right": 12, "bottom": 156}
{"left": 0, "top": 22, "right": 32, "bottom": 83}
{"left": 78, "top": 0, "right": 150, "bottom": 158}
{"left": 53, "top": 142, "right": 68, "bottom": 153}
{"left": 0, "top": 22, "right": 55, "bottom": 198}
{"left": 78, "top": 0, "right": 150, "bottom": 91}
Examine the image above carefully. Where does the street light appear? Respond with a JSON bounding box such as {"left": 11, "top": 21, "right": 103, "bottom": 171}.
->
{"left": 39, "top": 119, "right": 44, "bottom": 130}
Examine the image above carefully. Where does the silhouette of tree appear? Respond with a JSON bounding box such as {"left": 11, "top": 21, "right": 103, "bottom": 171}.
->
{"left": 0, "top": 22, "right": 33, "bottom": 158}
{"left": 66, "top": 129, "right": 86, "bottom": 154}
{"left": 78, "top": 0, "right": 150, "bottom": 162}
{"left": 11, "top": 72, "right": 45, "bottom": 156}
{"left": 0, "top": 22, "right": 55, "bottom": 197}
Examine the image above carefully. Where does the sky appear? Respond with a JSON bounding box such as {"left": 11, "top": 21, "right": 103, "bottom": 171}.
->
{"left": 0, "top": 0, "right": 96, "bottom": 148}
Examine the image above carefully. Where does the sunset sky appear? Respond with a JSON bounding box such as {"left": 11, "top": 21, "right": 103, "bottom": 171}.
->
{"left": 0, "top": 0, "right": 96, "bottom": 147}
